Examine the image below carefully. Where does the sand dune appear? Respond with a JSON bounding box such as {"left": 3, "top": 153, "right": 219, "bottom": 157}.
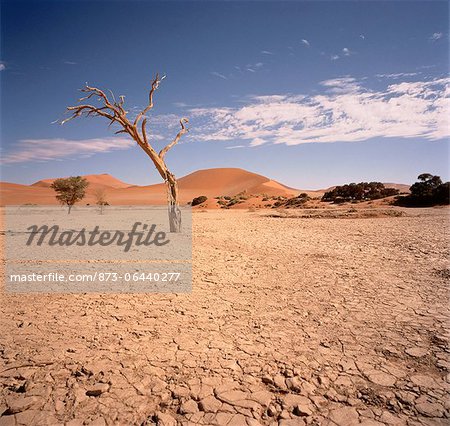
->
{"left": 31, "top": 173, "right": 133, "bottom": 189}
{"left": 0, "top": 168, "right": 409, "bottom": 207}
{"left": 0, "top": 168, "right": 298, "bottom": 206}
{"left": 383, "top": 182, "right": 411, "bottom": 193}
{"left": 173, "top": 168, "right": 297, "bottom": 197}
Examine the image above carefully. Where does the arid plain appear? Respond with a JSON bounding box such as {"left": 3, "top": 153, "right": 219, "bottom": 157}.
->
{"left": 0, "top": 170, "right": 449, "bottom": 425}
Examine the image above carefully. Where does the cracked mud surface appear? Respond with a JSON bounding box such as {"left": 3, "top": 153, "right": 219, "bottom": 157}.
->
{"left": 1, "top": 208, "right": 449, "bottom": 425}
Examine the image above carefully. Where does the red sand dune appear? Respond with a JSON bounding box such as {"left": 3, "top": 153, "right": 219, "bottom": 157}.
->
{"left": 0, "top": 168, "right": 297, "bottom": 206}
{"left": 31, "top": 173, "right": 133, "bottom": 189}
{"left": 0, "top": 168, "right": 409, "bottom": 207}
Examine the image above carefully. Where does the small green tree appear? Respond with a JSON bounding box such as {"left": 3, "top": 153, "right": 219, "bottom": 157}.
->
{"left": 51, "top": 176, "right": 89, "bottom": 214}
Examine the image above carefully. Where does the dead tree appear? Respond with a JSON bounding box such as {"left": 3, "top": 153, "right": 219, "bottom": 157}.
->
{"left": 94, "top": 188, "right": 108, "bottom": 215}
{"left": 62, "top": 74, "right": 188, "bottom": 232}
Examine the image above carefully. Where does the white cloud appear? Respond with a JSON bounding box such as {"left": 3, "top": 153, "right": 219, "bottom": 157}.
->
{"left": 225, "top": 145, "right": 246, "bottom": 149}
{"left": 430, "top": 32, "right": 443, "bottom": 41}
{"left": 301, "top": 39, "right": 310, "bottom": 47}
{"left": 211, "top": 71, "right": 228, "bottom": 80}
{"left": 63, "top": 61, "right": 77, "bottom": 65}
{"left": 2, "top": 138, "right": 134, "bottom": 164}
{"left": 261, "top": 50, "right": 274, "bottom": 55}
{"left": 360, "top": 34, "right": 365, "bottom": 40}
{"left": 376, "top": 72, "right": 419, "bottom": 79}
{"left": 320, "top": 77, "right": 360, "bottom": 93}
{"left": 330, "top": 55, "right": 340, "bottom": 61}
{"left": 342, "top": 48, "right": 352, "bottom": 56}
{"left": 187, "top": 77, "right": 450, "bottom": 147}
{"left": 246, "top": 62, "right": 264, "bottom": 73}
{"left": 0, "top": 63, "right": 5, "bottom": 71}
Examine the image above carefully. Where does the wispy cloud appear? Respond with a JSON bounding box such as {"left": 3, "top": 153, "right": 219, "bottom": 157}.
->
{"left": 261, "top": 50, "right": 274, "bottom": 55}
{"left": 0, "top": 62, "right": 6, "bottom": 71}
{"left": 63, "top": 61, "right": 77, "bottom": 65}
{"left": 376, "top": 72, "right": 419, "bottom": 79}
{"left": 359, "top": 34, "right": 365, "bottom": 40}
{"left": 417, "top": 64, "right": 436, "bottom": 70}
{"left": 342, "top": 47, "right": 352, "bottom": 56}
{"left": 2, "top": 138, "right": 134, "bottom": 164}
{"left": 330, "top": 55, "right": 340, "bottom": 61}
{"left": 430, "top": 32, "right": 443, "bottom": 41}
{"left": 225, "top": 145, "right": 246, "bottom": 150}
{"left": 248, "top": 62, "right": 263, "bottom": 72}
{"left": 187, "top": 77, "right": 450, "bottom": 147}
{"left": 301, "top": 39, "right": 310, "bottom": 47}
{"left": 211, "top": 71, "right": 228, "bottom": 80}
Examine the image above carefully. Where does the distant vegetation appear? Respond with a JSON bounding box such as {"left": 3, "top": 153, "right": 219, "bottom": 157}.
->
{"left": 395, "top": 174, "right": 449, "bottom": 207}
{"left": 322, "top": 182, "right": 399, "bottom": 204}
{"left": 216, "top": 192, "right": 249, "bottom": 208}
{"left": 51, "top": 176, "right": 89, "bottom": 214}
{"left": 273, "top": 193, "right": 311, "bottom": 208}
{"left": 192, "top": 195, "right": 208, "bottom": 206}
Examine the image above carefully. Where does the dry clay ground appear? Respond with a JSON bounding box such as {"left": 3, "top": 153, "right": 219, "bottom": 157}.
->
{"left": 0, "top": 208, "right": 449, "bottom": 426}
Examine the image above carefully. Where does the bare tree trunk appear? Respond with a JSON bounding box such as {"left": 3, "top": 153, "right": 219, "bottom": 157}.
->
{"left": 68, "top": 204, "right": 72, "bottom": 214}
{"left": 166, "top": 172, "right": 181, "bottom": 233}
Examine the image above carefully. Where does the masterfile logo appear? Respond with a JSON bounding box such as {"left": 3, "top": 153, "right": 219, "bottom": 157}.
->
{"left": 4, "top": 206, "right": 192, "bottom": 293}
{"left": 26, "top": 222, "right": 170, "bottom": 252}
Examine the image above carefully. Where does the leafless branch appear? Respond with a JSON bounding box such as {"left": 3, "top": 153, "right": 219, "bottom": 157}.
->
{"left": 142, "top": 118, "right": 149, "bottom": 145}
{"left": 133, "top": 74, "right": 163, "bottom": 126}
{"left": 159, "top": 118, "right": 189, "bottom": 159}
{"left": 61, "top": 73, "right": 187, "bottom": 232}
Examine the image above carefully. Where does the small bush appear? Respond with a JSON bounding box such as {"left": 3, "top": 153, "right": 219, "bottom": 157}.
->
{"left": 192, "top": 195, "right": 208, "bottom": 206}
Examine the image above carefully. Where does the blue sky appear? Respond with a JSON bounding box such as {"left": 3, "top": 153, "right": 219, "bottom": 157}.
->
{"left": 1, "top": 0, "right": 449, "bottom": 189}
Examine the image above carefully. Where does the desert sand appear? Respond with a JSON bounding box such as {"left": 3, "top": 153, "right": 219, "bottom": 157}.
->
{"left": 0, "top": 169, "right": 298, "bottom": 207}
{"left": 0, "top": 168, "right": 410, "bottom": 208}
{"left": 0, "top": 207, "right": 449, "bottom": 425}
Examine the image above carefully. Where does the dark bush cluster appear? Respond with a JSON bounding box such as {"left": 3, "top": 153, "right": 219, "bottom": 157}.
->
{"left": 322, "top": 182, "right": 399, "bottom": 203}
{"left": 273, "top": 193, "right": 310, "bottom": 208}
{"left": 191, "top": 195, "right": 208, "bottom": 206}
{"left": 396, "top": 174, "right": 449, "bottom": 207}
{"left": 215, "top": 192, "right": 249, "bottom": 208}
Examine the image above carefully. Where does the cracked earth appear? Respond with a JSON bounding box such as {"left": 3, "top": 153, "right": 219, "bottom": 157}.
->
{"left": 0, "top": 208, "right": 449, "bottom": 425}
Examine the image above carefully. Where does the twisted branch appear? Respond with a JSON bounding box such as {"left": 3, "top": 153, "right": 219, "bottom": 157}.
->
{"left": 133, "top": 73, "right": 165, "bottom": 127}
{"left": 61, "top": 74, "right": 188, "bottom": 175}
{"left": 159, "top": 118, "right": 189, "bottom": 159}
